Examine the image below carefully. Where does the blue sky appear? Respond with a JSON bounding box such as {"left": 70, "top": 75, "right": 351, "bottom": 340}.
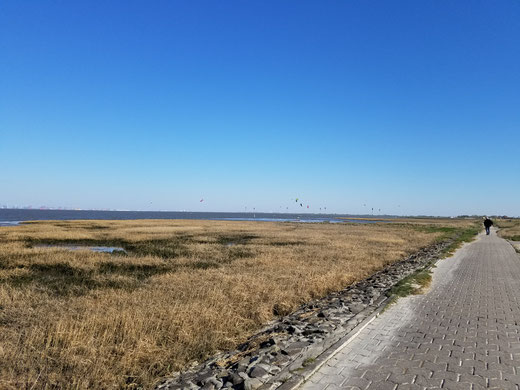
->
{"left": 1, "top": 1, "right": 519, "bottom": 216}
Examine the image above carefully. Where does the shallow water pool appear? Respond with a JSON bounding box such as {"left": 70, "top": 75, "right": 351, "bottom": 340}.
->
{"left": 34, "top": 244, "right": 126, "bottom": 253}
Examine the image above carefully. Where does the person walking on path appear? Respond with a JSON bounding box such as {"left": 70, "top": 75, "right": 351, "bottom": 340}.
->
{"left": 484, "top": 216, "right": 493, "bottom": 235}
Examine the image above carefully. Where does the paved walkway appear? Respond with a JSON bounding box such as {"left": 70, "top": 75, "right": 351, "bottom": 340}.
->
{"left": 301, "top": 229, "right": 520, "bottom": 390}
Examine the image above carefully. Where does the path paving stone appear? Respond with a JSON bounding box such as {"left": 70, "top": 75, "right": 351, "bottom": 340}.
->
{"left": 301, "top": 229, "right": 520, "bottom": 389}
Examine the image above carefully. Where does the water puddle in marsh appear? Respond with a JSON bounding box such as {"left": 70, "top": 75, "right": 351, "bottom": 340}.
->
{"left": 0, "top": 221, "right": 21, "bottom": 226}
{"left": 35, "top": 244, "right": 126, "bottom": 253}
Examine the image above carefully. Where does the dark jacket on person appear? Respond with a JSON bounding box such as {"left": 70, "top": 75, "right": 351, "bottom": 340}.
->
{"left": 484, "top": 218, "right": 493, "bottom": 228}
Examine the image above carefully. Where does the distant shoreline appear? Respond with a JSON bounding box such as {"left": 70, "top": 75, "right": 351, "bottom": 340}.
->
{"left": 0, "top": 208, "right": 410, "bottom": 226}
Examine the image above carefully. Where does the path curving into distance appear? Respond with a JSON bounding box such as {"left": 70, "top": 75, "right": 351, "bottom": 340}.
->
{"left": 301, "top": 228, "right": 520, "bottom": 390}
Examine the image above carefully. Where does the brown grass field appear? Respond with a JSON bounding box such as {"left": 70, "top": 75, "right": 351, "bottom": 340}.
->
{"left": 496, "top": 218, "right": 520, "bottom": 241}
{"left": 0, "top": 218, "right": 478, "bottom": 389}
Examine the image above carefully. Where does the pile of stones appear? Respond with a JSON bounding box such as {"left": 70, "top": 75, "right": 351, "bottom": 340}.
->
{"left": 157, "top": 239, "right": 454, "bottom": 390}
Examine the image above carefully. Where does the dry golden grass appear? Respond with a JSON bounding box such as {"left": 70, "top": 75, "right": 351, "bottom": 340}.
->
{"left": 0, "top": 218, "right": 475, "bottom": 389}
{"left": 496, "top": 218, "right": 520, "bottom": 241}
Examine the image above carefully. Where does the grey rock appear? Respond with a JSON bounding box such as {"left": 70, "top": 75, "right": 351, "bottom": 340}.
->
{"left": 349, "top": 302, "right": 366, "bottom": 314}
{"left": 302, "top": 326, "right": 325, "bottom": 336}
{"left": 256, "top": 363, "right": 272, "bottom": 372}
{"left": 281, "top": 341, "right": 311, "bottom": 356}
{"left": 287, "top": 325, "right": 301, "bottom": 334}
{"left": 228, "top": 373, "right": 244, "bottom": 386}
{"left": 202, "top": 376, "right": 222, "bottom": 389}
{"left": 259, "top": 338, "right": 275, "bottom": 348}
{"left": 215, "top": 370, "right": 229, "bottom": 378}
{"left": 244, "top": 378, "right": 264, "bottom": 390}
{"left": 235, "top": 359, "right": 248, "bottom": 373}
{"left": 249, "top": 366, "right": 269, "bottom": 378}
{"left": 271, "top": 354, "right": 291, "bottom": 366}
{"left": 238, "top": 357, "right": 250, "bottom": 367}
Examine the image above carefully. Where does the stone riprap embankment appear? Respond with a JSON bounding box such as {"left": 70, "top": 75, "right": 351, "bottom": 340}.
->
{"left": 156, "top": 238, "right": 458, "bottom": 390}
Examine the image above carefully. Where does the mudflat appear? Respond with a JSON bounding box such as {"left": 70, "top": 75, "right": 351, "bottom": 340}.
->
{"left": 0, "top": 218, "right": 476, "bottom": 389}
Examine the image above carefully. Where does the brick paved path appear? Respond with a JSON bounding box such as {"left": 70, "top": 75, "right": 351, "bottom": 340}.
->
{"left": 301, "top": 230, "right": 520, "bottom": 390}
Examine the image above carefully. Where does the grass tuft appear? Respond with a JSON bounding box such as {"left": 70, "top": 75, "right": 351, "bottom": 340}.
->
{"left": 390, "top": 268, "right": 432, "bottom": 298}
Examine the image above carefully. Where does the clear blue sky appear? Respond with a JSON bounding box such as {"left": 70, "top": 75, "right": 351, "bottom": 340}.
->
{"left": 1, "top": 1, "right": 519, "bottom": 216}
